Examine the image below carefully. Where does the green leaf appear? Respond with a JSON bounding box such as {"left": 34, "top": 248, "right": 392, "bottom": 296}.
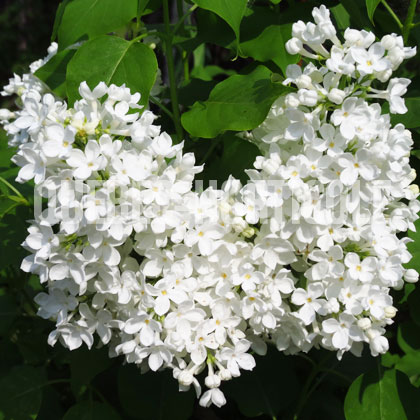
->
{"left": 381, "top": 352, "right": 401, "bottom": 368}
{"left": 239, "top": 7, "right": 298, "bottom": 74}
{"left": 0, "top": 206, "right": 33, "bottom": 269}
{"left": 398, "top": 322, "right": 420, "bottom": 354}
{"left": 0, "top": 365, "right": 46, "bottom": 420}
{"left": 138, "top": 0, "right": 151, "bottom": 17}
{"left": 63, "top": 401, "right": 121, "bottom": 420}
{"left": 178, "top": 78, "right": 218, "bottom": 108}
{"left": 366, "top": 0, "right": 382, "bottom": 23}
{"left": 331, "top": 4, "right": 351, "bottom": 31}
{"left": 138, "top": 0, "right": 162, "bottom": 16}
{"left": 34, "top": 49, "right": 76, "bottom": 98}
{"left": 69, "top": 346, "right": 113, "bottom": 397}
{"left": 344, "top": 364, "right": 420, "bottom": 420}
{"left": 181, "top": 65, "right": 290, "bottom": 138}
{"left": 58, "top": 0, "right": 138, "bottom": 50}
{"left": 118, "top": 366, "right": 194, "bottom": 420}
{"left": 192, "top": 0, "right": 247, "bottom": 48}
{"left": 339, "top": 0, "right": 373, "bottom": 30}
{"left": 195, "top": 132, "right": 260, "bottom": 186}
{"left": 66, "top": 35, "right": 157, "bottom": 106}
{"left": 391, "top": 98, "right": 420, "bottom": 128}
{"left": 241, "top": 24, "right": 298, "bottom": 74}
{"left": 51, "top": 0, "right": 71, "bottom": 42}
{"left": 193, "top": 8, "right": 235, "bottom": 49}
{"left": 408, "top": 285, "right": 420, "bottom": 327}
{"left": 0, "top": 129, "right": 19, "bottom": 179}
{"left": 395, "top": 353, "right": 420, "bottom": 387}
{"left": 223, "top": 349, "right": 299, "bottom": 417}
{"left": 406, "top": 216, "right": 420, "bottom": 273}
{"left": 190, "top": 65, "right": 235, "bottom": 82}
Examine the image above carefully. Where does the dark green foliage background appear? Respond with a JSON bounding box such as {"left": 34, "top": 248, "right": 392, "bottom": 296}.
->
{"left": 1, "top": 0, "right": 420, "bottom": 419}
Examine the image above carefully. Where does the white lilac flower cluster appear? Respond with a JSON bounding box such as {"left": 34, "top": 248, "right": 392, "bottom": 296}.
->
{"left": 1, "top": 5, "right": 419, "bottom": 408}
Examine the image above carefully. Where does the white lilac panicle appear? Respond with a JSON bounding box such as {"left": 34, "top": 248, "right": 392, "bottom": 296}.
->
{"left": 1, "top": 42, "right": 58, "bottom": 99}
{"left": 1, "top": 5, "right": 419, "bottom": 408}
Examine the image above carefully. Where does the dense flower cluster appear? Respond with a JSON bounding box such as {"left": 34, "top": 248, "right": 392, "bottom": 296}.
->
{"left": 1, "top": 5, "right": 419, "bottom": 408}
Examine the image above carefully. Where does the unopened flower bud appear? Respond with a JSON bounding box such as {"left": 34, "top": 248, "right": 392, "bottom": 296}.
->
{"left": 381, "top": 35, "right": 396, "bottom": 50}
{"left": 178, "top": 370, "right": 194, "bottom": 386}
{"left": 232, "top": 217, "right": 247, "bottom": 233}
{"left": 224, "top": 177, "right": 241, "bottom": 195}
{"left": 205, "top": 374, "right": 221, "bottom": 389}
{"left": 296, "top": 75, "right": 312, "bottom": 89}
{"left": 357, "top": 318, "right": 371, "bottom": 330}
{"left": 328, "top": 88, "right": 346, "bottom": 105}
{"left": 344, "top": 29, "right": 361, "bottom": 45}
{"left": 365, "top": 328, "right": 377, "bottom": 340}
{"left": 285, "top": 93, "right": 300, "bottom": 108}
{"left": 286, "top": 37, "right": 303, "bottom": 55}
{"left": 218, "top": 368, "right": 232, "bottom": 381}
{"left": 261, "top": 159, "right": 279, "bottom": 175}
{"left": 297, "top": 89, "right": 318, "bottom": 107}
{"left": 0, "top": 108, "right": 14, "bottom": 121}
{"left": 319, "top": 22, "right": 336, "bottom": 39}
{"left": 376, "top": 69, "right": 392, "bottom": 83}
{"left": 242, "top": 227, "right": 256, "bottom": 238}
{"left": 384, "top": 306, "right": 397, "bottom": 319}
{"left": 409, "top": 184, "right": 419, "bottom": 196}
{"left": 371, "top": 335, "right": 389, "bottom": 354}
{"left": 387, "top": 47, "right": 404, "bottom": 68}
{"left": 292, "top": 21, "right": 306, "bottom": 38}
{"left": 404, "top": 268, "right": 419, "bottom": 283}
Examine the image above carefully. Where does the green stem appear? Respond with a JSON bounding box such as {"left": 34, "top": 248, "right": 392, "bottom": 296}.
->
{"left": 46, "top": 379, "right": 71, "bottom": 386}
{"left": 0, "top": 176, "right": 27, "bottom": 202}
{"left": 149, "top": 96, "right": 174, "bottom": 120}
{"left": 174, "top": 0, "right": 190, "bottom": 82}
{"left": 317, "top": 368, "right": 352, "bottom": 384}
{"left": 89, "top": 384, "right": 107, "bottom": 404}
{"left": 292, "top": 353, "right": 335, "bottom": 420}
{"left": 183, "top": 50, "right": 190, "bottom": 81}
{"left": 0, "top": 202, "right": 19, "bottom": 218}
{"left": 22, "top": 286, "right": 38, "bottom": 315}
{"left": 176, "top": 0, "right": 184, "bottom": 19}
{"left": 403, "top": 0, "right": 418, "bottom": 42}
{"left": 199, "top": 136, "right": 223, "bottom": 165}
{"left": 302, "top": 367, "right": 352, "bottom": 406}
{"left": 173, "top": 4, "right": 198, "bottom": 35}
{"left": 130, "top": 33, "right": 149, "bottom": 44}
{"left": 381, "top": 0, "right": 403, "bottom": 29}
{"left": 293, "top": 364, "right": 318, "bottom": 420}
{"left": 163, "top": 0, "right": 183, "bottom": 142}
{"left": 135, "top": 3, "right": 142, "bottom": 36}
{"left": 296, "top": 353, "right": 317, "bottom": 367}
{"left": 12, "top": 379, "right": 70, "bottom": 399}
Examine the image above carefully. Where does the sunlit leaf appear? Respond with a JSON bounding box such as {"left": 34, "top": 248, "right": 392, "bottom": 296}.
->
{"left": 66, "top": 35, "right": 157, "bottom": 106}
{"left": 181, "top": 65, "right": 291, "bottom": 138}
{"left": 58, "top": 0, "right": 138, "bottom": 50}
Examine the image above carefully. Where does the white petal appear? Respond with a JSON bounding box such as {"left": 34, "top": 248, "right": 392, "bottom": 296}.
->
{"left": 148, "top": 352, "right": 163, "bottom": 371}
{"left": 154, "top": 296, "right": 170, "bottom": 316}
